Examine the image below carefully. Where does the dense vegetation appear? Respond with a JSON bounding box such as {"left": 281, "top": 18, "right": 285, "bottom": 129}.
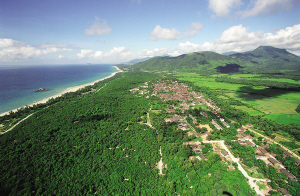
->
{"left": 1, "top": 72, "right": 163, "bottom": 195}
{"left": 2, "top": 45, "right": 300, "bottom": 195}
{"left": 0, "top": 71, "right": 259, "bottom": 195}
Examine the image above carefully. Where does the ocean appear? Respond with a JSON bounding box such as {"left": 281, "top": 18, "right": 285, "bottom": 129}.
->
{"left": 0, "top": 64, "right": 116, "bottom": 115}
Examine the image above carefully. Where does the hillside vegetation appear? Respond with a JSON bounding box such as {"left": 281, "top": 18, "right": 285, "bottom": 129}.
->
{"left": 126, "top": 46, "right": 300, "bottom": 75}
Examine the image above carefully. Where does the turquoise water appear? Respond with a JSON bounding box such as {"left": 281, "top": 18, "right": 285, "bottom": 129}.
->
{"left": 0, "top": 64, "right": 116, "bottom": 114}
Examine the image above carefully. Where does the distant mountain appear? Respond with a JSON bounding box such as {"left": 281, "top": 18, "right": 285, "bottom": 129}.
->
{"left": 127, "top": 46, "right": 300, "bottom": 74}
{"left": 230, "top": 46, "right": 300, "bottom": 73}
{"left": 129, "top": 51, "right": 238, "bottom": 74}
{"left": 125, "top": 57, "right": 152, "bottom": 64}
{"left": 222, "top": 51, "right": 238, "bottom": 56}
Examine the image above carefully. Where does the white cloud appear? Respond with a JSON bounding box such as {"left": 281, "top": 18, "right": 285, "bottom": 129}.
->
{"left": 148, "top": 25, "right": 183, "bottom": 41}
{"left": 185, "top": 22, "right": 203, "bottom": 38}
{"left": 218, "top": 24, "right": 264, "bottom": 45}
{"left": 242, "top": 0, "right": 294, "bottom": 17}
{"left": 77, "top": 49, "right": 94, "bottom": 58}
{"left": 84, "top": 17, "right": 112, "bottom": 36}
{"left": 58, "top": 55, "right": 64, "bottom": 59}
{"left": 209, "top": 0, "right": 242, "bottom": 17}
{"left": 0, "top": 38, "right": 72, "bottom": 61}
{"left": 209, "top": 0, "right": 298, "bottom": 18}
{"left": 76, "top": 24, "right": 300, "bottom": 63}
{"left": 91, "top": 51, "right": 104, "bottom": 59}
{"left": 171, "top": 24, "right": 300, "bottom": 56}
{"left": 137, "top": 48, "right": 169, "bottom": 58}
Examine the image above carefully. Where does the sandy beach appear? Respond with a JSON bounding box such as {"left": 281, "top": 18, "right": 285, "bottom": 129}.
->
{"left": 0, "top": 66, "right": 122, "bottom": 117}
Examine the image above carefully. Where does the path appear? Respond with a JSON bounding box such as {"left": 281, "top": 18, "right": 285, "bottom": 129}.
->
{"left": 204, "top": 140, "right": 269, "bottom": 196}
{"left": 95, "top": 83, "right": 108, "bottom": 93}
{"left": 158, "top": 146, "right": 164, "bottom": 175}
{"left": 2, "top": 113, "right": 34, "bottom": 134}
{"left": 144, "top": 105, "right": 164, "bottom": 175}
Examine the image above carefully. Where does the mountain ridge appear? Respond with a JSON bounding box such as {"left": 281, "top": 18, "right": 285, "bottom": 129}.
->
{"left": 126, "top": 46, "right": 300, "bottom": 74}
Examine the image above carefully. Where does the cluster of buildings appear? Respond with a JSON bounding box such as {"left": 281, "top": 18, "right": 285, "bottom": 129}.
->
{"left": 130, "top": 80, "right": 299, "bottom": 194}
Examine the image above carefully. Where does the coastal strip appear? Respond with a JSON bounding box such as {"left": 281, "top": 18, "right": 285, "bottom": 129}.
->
{"left": 0, "top": 66, "right": 122, "bottom": 117}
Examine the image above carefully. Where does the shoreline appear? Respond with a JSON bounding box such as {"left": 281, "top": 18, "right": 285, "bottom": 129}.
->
{"left": 0, "top": 66, "right": 122, "bottom": 117}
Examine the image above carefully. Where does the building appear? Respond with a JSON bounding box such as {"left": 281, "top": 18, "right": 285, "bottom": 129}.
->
{"left": 279, "top": 188, "right": 292, "bottom": 196}
{"left": 240, "top": 132, "right": 248, "bottom": 138}
{"left": 280, "top": 168, "right": 298, "bottom": 181}
{"left": 268, "top": 157, "right": 279, "bottom": 166}
{"left": 246, "top": 140, "right": 255, "bottom": 147}
{"left": 221, "top": 151, "right": 229, "bottom": 157}
{"left": 258, "top": 147, "right": 268, "bottom": 155}
{"left": 211, "top": 120, "right": 222, "bottom": 130}
{"left": 198, "top": 154, "right": 208, "bottom": 161}
{"left": 178, "top": 123, "right": 190, "bottom": 131}
{"left": 201, "top": 111, "right": 209, "bottom": 118}
{"left": 238, "top": 127, "right": 246, "bottom": 132}
{"left": 221, "top": 120, "right": 230, "bottom": 128}
{"left": 277, "top": 147, "right": 292, "bottom": 157}
{"left": 214, "top": 147, "right": 221, "bottom": 151}
{"left": 166, "top": 109, "right": 175, "bottom": 113}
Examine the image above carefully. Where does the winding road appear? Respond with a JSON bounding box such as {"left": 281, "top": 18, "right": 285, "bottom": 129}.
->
{"left": 204, "top": 140, "right": 269, "bottom": 196}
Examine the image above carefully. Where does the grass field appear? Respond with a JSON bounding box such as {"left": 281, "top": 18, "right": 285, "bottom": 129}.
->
{"left": 232, "top": 106, "right": 264, "bottom": 116}
{"left": 265, "top": 113, "right": 300, "bottom": 125}
{"left": 176, "top": 73, "right": 300, "bottom": 125}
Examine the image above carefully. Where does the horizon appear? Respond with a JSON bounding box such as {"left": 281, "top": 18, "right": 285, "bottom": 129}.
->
{"left": 1, "top": 0, "right": 300, "bottom": 65}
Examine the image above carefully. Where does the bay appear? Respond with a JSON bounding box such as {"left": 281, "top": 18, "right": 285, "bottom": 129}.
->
{"left": 0, "top": 64, "right": 116, "bottom": 115}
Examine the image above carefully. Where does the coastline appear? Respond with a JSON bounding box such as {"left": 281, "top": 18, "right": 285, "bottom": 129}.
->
{"left": 0, "top": 65, "right": 122, "bottom": 117}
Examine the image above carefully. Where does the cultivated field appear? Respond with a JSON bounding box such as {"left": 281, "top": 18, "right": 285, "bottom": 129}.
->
{"left": 175, "top": 73, "right": 300, "bottom": 125}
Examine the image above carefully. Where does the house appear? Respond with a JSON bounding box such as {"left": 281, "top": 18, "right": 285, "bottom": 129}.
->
{"left": 189, "top": 144, "right": 199, "bottom": 150}
{"left": 194, "top": 150, "right": 201, "bottom": 154}
{"left": 212, "top": 111, "right": 220, "bottom": 117}
{"left": 247, "top": 124, "right": 253, "bottom": 127}
{"left": 221, "top": 151, "right": 229, "bottom": 157}
{"left": 201, "top": 111, "right": 209, "bottom": 118}
{"left": 166, "top": 109, "right": 175, "bottom": 113}
{"left": 211, "top": 120, "right": 222, "bottom": 130}
{"left": 280, "top": 168, "right": 298, "bottom": 181}
{"left": 178, "top": 123, "right": 190, "bottom": 131}
{"left": 246, "top": 140, "right": 255, "bottom": 147}
{"left": 238, "top": 127, "right": 246, "bottom": 132}
{"left": 279, "top": 188, "right": 292, "bottom": 196}
{"left": 258, "top": 147, "right": 268, "bottom": 155}
{"left": 188, "top": 131, "right": 200, "bottom": 138}
{"left": 240, "top": 132, "right": 248, "bottom": 138}
{"left": 238, "top": 140, "right": 246, "bottom": 145}
{"left": 257, "top": 152, "right": 265, "bottom": 157}
{"left": 294, "top": 157, "right": 300, "bottom": 164}
{"left": 198, "top": 154, "right": 208, "bottom": 161}
{"left": 277, "top": 147, "right": 292, "bottom": 157}
{"left": 221, "top": 121, "right": 230, "bottom": 128}
{"left": 214, "top": 147, "right": 221, "bottom": 151}
{"left": 268, "top": 157, "right": 279, "bottom": 166}
{"left": 199, "top": 145, "right": 205, "bottom": 151}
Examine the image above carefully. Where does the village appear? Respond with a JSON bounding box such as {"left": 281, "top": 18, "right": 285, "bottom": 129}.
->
{"left": 130, "top": 80, "right": 300, "bottom": 196}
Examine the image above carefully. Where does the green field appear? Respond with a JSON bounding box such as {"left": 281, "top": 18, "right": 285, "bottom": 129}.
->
{"left": 175, "top": 73, "right": 300, "bottom": 125}
{"left": 265, "top": 113, "right": 300, "bottom": 125}
{"left": 232, "top": 106, "right": 264, "bottom": 116}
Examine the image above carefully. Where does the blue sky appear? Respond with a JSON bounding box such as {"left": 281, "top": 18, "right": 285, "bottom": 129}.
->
{"left": 1, "top": 0, "right": 300, "bottom": 65}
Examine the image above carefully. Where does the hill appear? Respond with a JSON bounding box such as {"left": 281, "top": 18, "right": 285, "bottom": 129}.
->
{"left": 128, "top": 51, "right": 238, "bottom": 74}
{"left": 230, "top": 46, "right": 300, "bottom": 74}
{"left": 127, "top": 46, "right": 300, "bottom": 74}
